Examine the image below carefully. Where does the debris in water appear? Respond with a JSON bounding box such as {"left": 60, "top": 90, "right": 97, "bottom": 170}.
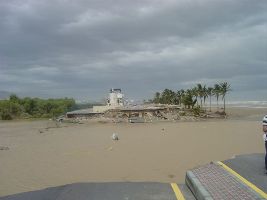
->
{"left": 0, "top": 146, "right": 9, "bottom": 151}
{"left": 112, "top": 133, "right": 119, "bottom": 141}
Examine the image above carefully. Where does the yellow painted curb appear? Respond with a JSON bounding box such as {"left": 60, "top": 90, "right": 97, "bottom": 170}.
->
{"left": 217, "top": 161, "right": 267, "bottom": 199}
{"left": 171, "top": 183, "right": 185, "bottom": 200}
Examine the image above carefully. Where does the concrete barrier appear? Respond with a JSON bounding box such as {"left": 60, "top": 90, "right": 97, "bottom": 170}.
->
{"left": 185, "top": 171, "right": 213, "bottom": 200}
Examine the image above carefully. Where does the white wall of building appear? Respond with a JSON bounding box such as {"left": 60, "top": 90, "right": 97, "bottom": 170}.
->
{"left": 108, "top": 89, "right": 124, "bottom": 107}
{"left": 93, "top": 89, "right": 124, "bottom": 113}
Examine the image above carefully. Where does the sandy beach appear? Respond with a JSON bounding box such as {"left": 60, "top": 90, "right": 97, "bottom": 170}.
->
{"left": 0, "top": 107, "right": 266, "bottom": 197}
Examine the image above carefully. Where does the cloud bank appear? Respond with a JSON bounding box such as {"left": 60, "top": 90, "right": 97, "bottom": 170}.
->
{"left": 0, "top": 0, "right": 266, "bottom": 101}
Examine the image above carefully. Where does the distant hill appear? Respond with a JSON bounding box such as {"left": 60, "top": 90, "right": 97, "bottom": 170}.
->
{"left": 0, "top": 91, "right": 11, "bottom": 100}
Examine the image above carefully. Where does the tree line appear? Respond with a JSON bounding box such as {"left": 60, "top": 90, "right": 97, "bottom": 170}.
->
{"left": 0, "top": 94, "right": 75, "bottom": 120}
{"left": 152, "top": 82, "right": 231, "bottom": 113}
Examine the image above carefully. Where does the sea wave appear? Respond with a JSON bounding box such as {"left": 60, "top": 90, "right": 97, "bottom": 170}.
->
{"left": 225, "top": 101, "right": 267, "bottom": 108}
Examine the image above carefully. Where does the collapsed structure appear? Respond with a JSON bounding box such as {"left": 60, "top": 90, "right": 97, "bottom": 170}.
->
{"left": 66, "top": 88, "right": 181, "bottom": 122}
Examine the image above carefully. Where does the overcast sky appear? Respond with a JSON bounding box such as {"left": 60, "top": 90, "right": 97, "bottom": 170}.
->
{"left": 0, "top": 0, "right": 266, "bottom": 101}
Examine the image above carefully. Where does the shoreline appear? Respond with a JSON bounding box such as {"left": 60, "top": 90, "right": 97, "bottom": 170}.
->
{"left": 1, "top": 106, "right": 266, "bottom": 123}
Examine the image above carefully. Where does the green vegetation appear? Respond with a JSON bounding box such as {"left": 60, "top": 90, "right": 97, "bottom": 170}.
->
{"left": 152, "top": 82, "right": 231, "bottom": 113}
{"left": 0, "top": 94, "right": 75, "bottom": 120}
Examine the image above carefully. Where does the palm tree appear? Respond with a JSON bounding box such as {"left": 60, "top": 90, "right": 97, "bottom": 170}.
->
{"left": 182, "top": 89, "right": 197, "bottom": 109}
{"left": 202, "top": 85, "right": 208, "bottom": 109}
{"left": 196, "top": 84, "right": 204, "bottom": 108}
{"left": 207, "top": 87, "right": 213, "bottom": 112}
{"left": 154, "top": 92, "right": 161, "bottom": 104}
{"left": 181, "top": 89, "right": 186, "bottom": 106}
{"left": 213, "top": 84, "right": 221, "bottom": 110}
{"left": 161, "top": 89, "right": 170, "bottom": 104}
{"left": 160, "top": 89, "right": 177, "bottom": 105}
{"left": 170, "top": 90, "right": 177, "bottom": 105}
{"left": 220, "top": 82, "right": 231, "bottom": 113}
{"left": 176, "top": 90, "right": 185, "bottom": 106}
{"left": 191, "top": 87, "right": 199, "bottom": 106}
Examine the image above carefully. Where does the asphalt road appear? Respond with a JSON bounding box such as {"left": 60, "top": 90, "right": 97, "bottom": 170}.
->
{"left": 0, "top": 182, "right": 190, "bottom": 200}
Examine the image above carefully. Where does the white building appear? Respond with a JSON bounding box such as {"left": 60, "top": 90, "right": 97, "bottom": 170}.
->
{"left": 107, "top": 88, "right": 124, "bottom": 107}
{"left": 93, "top": 88, "right": 124, "bottom": 113}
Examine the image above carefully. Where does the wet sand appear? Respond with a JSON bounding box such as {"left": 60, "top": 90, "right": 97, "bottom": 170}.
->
{"left": 0, "top": 107, "right": 266, "bottom": 196}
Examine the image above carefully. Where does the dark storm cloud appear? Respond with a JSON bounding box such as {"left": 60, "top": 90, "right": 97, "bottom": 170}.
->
{"left": 0, "top": 0, "right": 266, "bottom": 100}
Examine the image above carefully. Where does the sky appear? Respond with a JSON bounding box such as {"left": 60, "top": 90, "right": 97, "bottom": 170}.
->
{"left": 0, "top": 0, "right": 266, "bottom": 102}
